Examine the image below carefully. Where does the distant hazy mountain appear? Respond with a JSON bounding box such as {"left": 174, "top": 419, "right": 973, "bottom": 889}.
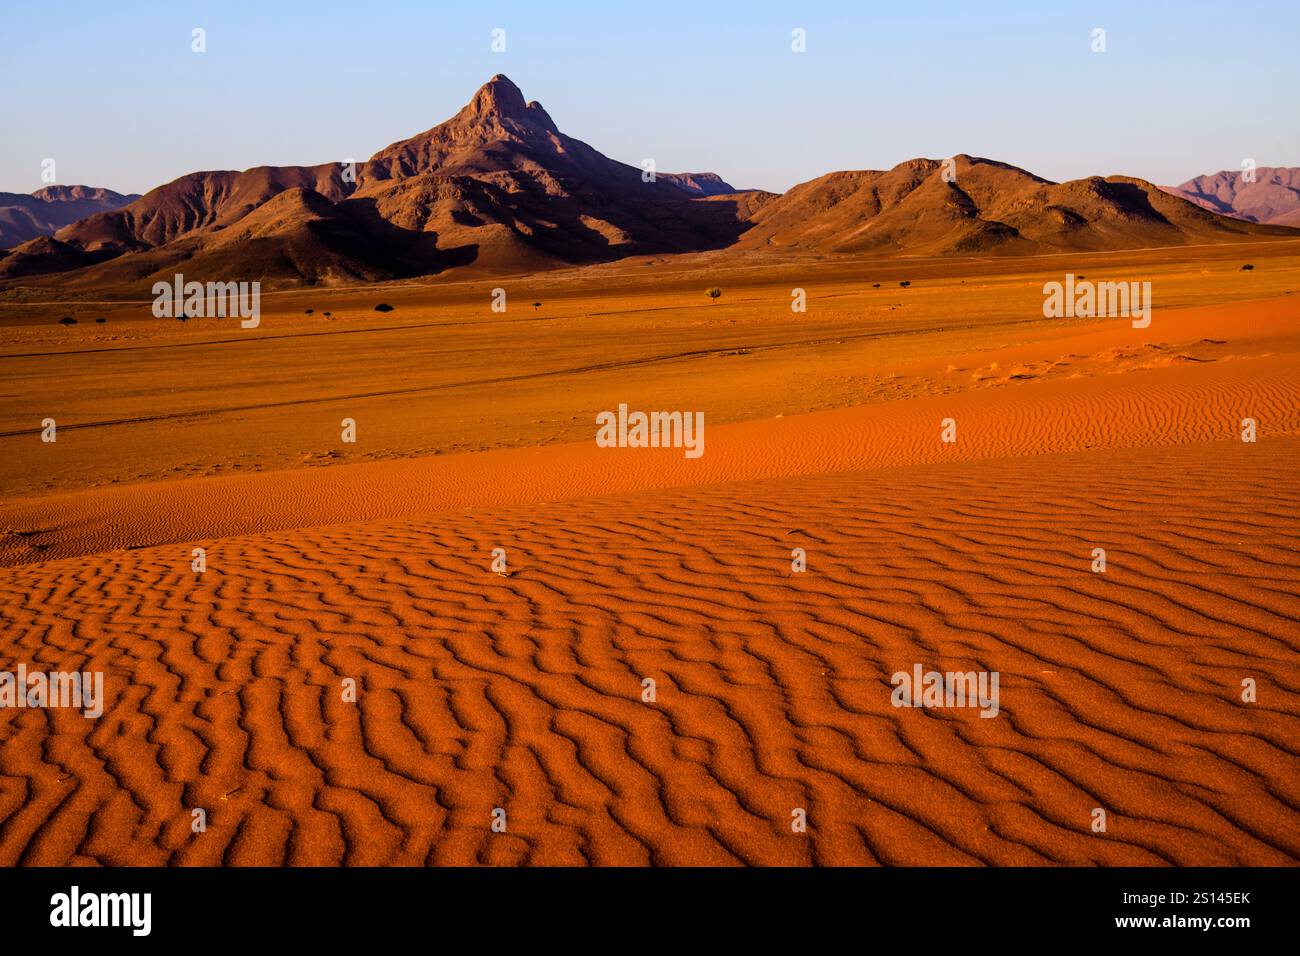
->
{"left": 0, "top": 185, "right": 139, "bottom": 249}
{"left": 1162, "top": 167, "right": 1300, "bottom": 225}
{"left": 658, "top": 172, "right": 742, "bottom": 196}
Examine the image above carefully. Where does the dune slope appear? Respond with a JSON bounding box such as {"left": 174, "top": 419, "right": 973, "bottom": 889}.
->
{"left": 0, "top": 436, "right": 1295, "bottom": 865}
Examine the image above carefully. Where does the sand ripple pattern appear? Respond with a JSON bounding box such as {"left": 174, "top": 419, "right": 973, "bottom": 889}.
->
{"left": 1, "top": 438, "right": 1298, "bottom": 865}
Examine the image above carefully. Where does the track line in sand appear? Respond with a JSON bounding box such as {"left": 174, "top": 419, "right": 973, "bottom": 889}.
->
{"left": 0, "top": 315, "right": 1044, "bottom": 429}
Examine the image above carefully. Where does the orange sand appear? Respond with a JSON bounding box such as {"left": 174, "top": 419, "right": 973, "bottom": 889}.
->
{"left": 1, "top": 250, "right": 1297, "bottom": 865}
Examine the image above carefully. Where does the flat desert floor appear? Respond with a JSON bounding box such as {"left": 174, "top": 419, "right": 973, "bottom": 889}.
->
{"left": 0, "top": 239, "right": 1297, "bottom": 864}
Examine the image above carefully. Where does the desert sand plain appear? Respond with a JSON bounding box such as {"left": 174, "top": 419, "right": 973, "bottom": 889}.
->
{"left": 0, "top": 238, "right": 1297, "bottom": 865}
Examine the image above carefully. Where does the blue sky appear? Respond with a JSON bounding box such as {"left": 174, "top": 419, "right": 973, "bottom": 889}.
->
{"left": 3, "top": 0, "right": 1297, "bottom": 195}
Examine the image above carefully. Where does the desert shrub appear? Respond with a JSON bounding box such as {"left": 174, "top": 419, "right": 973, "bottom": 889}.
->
{"left": 374, "top": 303, "right": 394, "bottom": 312}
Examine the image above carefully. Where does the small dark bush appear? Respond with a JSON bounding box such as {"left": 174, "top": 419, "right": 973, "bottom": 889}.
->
{"left": 899, "top": 280, "right": 911, "bottom": 288}
{"left": 374, "top": 303, "right": 394, "bottom": 313}
{"left": 305, "top": 309, "right": 314, "bottom": 315}
{"left": 95, "top": 317, "right": 106, "bottom": 323}
{"left": 59, "top": 316, "right": 76, "bottom": 325}
{"left": 1241, "top": 264, "right": 1255, "bottom": 271}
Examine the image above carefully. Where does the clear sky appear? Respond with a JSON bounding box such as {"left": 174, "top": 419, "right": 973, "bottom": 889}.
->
{"left": 3, "top": 0, "right": 1297, "bottom": 196}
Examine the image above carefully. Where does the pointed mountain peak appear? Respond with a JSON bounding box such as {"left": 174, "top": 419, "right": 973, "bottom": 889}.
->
{"left": 364, "top": 75, "right": 571, "bottom": 179}
{"left": 466, "top": 74, "right": 529, "bottom": 122}
{"left": 452, "top": 75, "right": 558, "bottom": 134}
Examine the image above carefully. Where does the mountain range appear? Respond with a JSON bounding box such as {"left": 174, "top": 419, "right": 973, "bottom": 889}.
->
{"left": 1, "top": 75, "right": 1295, "bottom": 292}
{"left": 736, "top": 157, "right": 1292, "bottom": 256}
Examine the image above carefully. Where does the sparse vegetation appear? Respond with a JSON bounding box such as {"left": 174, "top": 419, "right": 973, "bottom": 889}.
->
{"left": 706, "top": 286, "right": 721, "bottom": 304}
{"left": 95, "top": 317, "right": 106, "bottom": 323}
{"left": 532, "top": 302, "right": 541, "bottom": 310}
{"left": 305, "top": 309, "right": 314, "bottom": 315}
{"left": 59, "top": 316, "right": 76, "bottom": 326}
{"left": 1241, "top": 263, "right": 1255, "bottom": 271}
{"left": 323, "top": 311, "right": 333, "bottom": 318}
{"left": 871, "top": 283, "right": 881, "bottom": 288}
{"left": 899, "top": 280, "right": 911, "bottom": 288}
{"left": 374, "top": 303, "right": 394, "bottom": 312}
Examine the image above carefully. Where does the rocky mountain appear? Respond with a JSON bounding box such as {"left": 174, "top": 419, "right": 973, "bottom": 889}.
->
{"left": 658, "top": 172, "right": 741, "bottom": 196}
{"left": 1162, "top": 167, "right": 1300, "bottom": 225}
{"left": 4, "top": 76, "right": 758, "bottom": 290}
{"left": 735, "top": 155, "right": 1292, "bottom": 256}
{"left": 0, "top": 185, "right": 139, "bottom": 249}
